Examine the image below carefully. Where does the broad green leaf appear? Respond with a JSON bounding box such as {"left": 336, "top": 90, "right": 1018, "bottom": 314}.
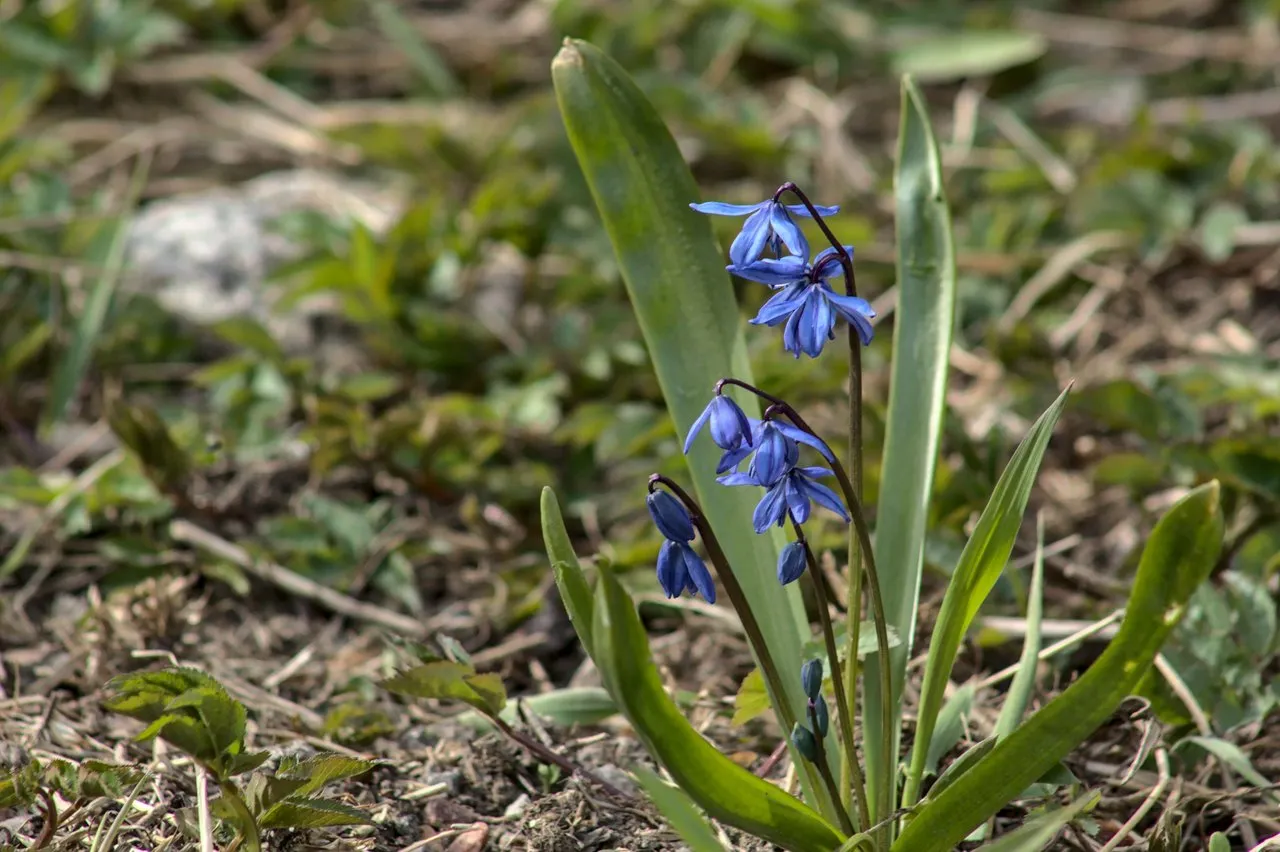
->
{"left": 41, "top": 156, "right": 147, "bottom": 433}
{"left": 632, "top": 766, "right": 726, "bottom": 852}
{"left": 1209, "top": 833, "right": 1232, "bottom": 852}
{"left": 862, "top": 74, "right": 956, "bottom": 822}
{"left": 976, "top": 792, "right": 1099, "bottom": 851}
{"left": 893, "top": 482, "right": 1224, "bottom": 852}
{"left": 903, "top": 388, "right": 1069, "bottom": 807}
{"left": 1176, "top": 736, "right": 1272, "bottom": 789}
{"left": 995, "top": 516, "right": 1046, "bottom": 739}
{"left": 455, "top": 687, "right": 616, "bottom": 731}
{"left": 384, "top": 661, "right": 507, "bottom": 716}
{"left": 258, "top": 797, "right": 371, "bottom": 829}
{"left": 732, "top": 668, "right": 770, "bottom": 726}
{"left": 541, "top": 487, "right": 596, "bottom": 659}
{"left": 592, "top": 566, "right": 844, "bottom": 852}
{"left": 552, "top": 39, "right": 821, "bottom": 809}
{"left": 890, "top": 31, "right": 1047, "bottom": 81}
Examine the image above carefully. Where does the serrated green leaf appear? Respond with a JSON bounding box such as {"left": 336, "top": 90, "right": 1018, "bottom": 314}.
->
{"left": 384, "top": 661, "right": 506, "bottom": 716}
{"left": 862, "top": 74, "right": 957, "bottom": 822}
{"left": 903, "top": 388, "right": 1069, "bottom": 807}
{"left": 258, "top": 797, "right": 371, "bottom": 829}
{"left": 893, "top": 482, "right": 1223, "bottom": 852}
{"left": 632, "top": 765, "right": 726, "bottom": 852}
{"left": 592, "top": 565, "right": 844, "bottom": 852}
{"left": 278, "top": 755, "right": 380, "bottom": 799}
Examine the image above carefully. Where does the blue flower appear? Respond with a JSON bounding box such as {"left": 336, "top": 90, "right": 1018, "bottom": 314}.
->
{"left": 720, "top": 463, "right": 850, "bottom": 533}
{"left": 656, "top": 540, "right": 716, "bottom": 603}
{"left": 684, "top": 394, "right": 752, "bottom": 455}
{"left": 811, "top": 696, "right": 830, "bottom": 737}
{"left": 731, "top": 246, "right": 876, "bottom": 358}
{"left": 778, "top": 541, "right": 807, "bottom": 586}
{"left": 711, "top": 417, "right": 836, "bottom": 476}
{"left": 691, "top": 198, "right": 839, "bottom": 267}
{"left": 647, "top": 490, "right": 695, "bottom": 542}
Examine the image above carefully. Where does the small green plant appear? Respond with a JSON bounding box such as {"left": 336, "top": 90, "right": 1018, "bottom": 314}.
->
{"left": 0, "top": 757, "right": 145, "bottom": 847}
{"left": 104, "top": 667, "right": 377, "bottom": 851}
{"left": 539, "top": 38, "right": 1229, "bottom": 852}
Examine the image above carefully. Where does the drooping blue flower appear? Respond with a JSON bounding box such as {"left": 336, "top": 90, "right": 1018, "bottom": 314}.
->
{"left": 750, "top": 422, "right": 800, "bottom": 487}
{"left": 811, "top": 696, "right": 830, "bottom": 737}
{"left": 647, "top": 490, "right": 695, "bottom": 542}
{"left": 778, "top": 541, "right": 807, "bottom": 586}
{"left": 690, "top": 198, "right": 839, "bottom": 267}
{"left": 791, "top": 722, "right": 819, "bottom": 762}
{"left": 656, "top": 539, "right": 716, "bottom": 603}
{"left": 731, "top": 246, "right": 876, "bottom": 358}
{"left": 684, "top": 394, "right": 753, "bottom": 455}
{"left": 721, "top": 463, "right": 850, "bottom": 533}
{"left": 710, "top": 416, "right": 836, "bottom": 476}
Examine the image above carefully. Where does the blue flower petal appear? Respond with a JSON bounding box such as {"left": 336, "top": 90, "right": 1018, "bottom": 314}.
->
{"left": 749, "top": 423, "right": 795, "bottom": 486}
{"left": 773, "top": 422, "right": 836, "bottom": 464}
{"left": 752, "top": 483, "right": 789, "bottom": 533}
{"left": 768, "top": 204, "right": 809, "bottom": 259}
{"left": 683, "top": 399, "right": 715, "bottom": 455}
{"left": 656, "top": 540, "right": 690, "bottom": 598}
{"left": 717, "top": 471, "right": 760, "bottom": 487}
{"left": 647, "top": 490, "right": 695, "bottom": 542}
{"left": 798, "top": 476, "right": 851, "bottom": 522}
{"left": 750, "top": 283, "right": 808, "bottom": 327}
{"left": 709, "top": 395, "right": 752, "bottom": 450}
{"left": 729, "top": 256, "right": 808, "bottom": 288}
{"left": 715, "top": 443, "right": 754, "bottom": 474}
{"left": 690, "top": 201, "right": 765, "bottom": 216}
{"left": 785, "top": 203, "right": 840, "bottom": 218}
{"left": 796, "top": 465, "right": 834, "bottom": 479}
{"left": 783, "top": 476, "right": 812, "bottom": 525}
{"left": 729, "top": 208, "right": 772, "bottom": 267}
{"left": 680, "top": 544, "right": 717, "bottom": 603}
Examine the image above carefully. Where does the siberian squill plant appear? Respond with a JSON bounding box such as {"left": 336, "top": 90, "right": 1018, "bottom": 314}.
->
{"left": 544, "top": 38, "right": 1225, "bottom": 852}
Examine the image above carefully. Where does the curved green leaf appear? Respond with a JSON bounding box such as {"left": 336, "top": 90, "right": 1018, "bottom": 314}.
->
{"left": 894, "top": 482, "right": 1224, "bottom": 852}
{"left": 903, "top": 387, "right": 1069, "bottom": 806}
{"left": 862, "top": 74, "right": 957, "bottom": 821}
{"left": 593, "top": 565, "right": 844, "bottom": 852}
{"left": 995, "top": 516, "right": 1046, "bottom": 739}
{"left": 541, "top": 487, "right": 596, "bottom": 659}
{"left": 551, "top": 38, "right": 820, "bottom": 808}
{"left": 976, "top": 792, "right": 1099, "bottom": 852}
{"left": 632, "top": 766, "right": 726, "bottom": 852}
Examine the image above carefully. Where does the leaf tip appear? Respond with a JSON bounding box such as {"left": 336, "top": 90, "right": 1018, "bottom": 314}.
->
{"left": 553, "top": 39, "right": 585, "bottom": 71}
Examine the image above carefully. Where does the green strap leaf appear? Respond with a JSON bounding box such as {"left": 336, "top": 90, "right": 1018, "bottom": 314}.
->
{"left": 862, "top": 73, "right": 957, "bottom": 820}
{"left": 975, "top": 792, "right": 1099, "bottom": 852}
{"left": 893, "top": 482, "right": 1224, "bottom": 852}
{"left": 632, "top": 766, "right": 726, "bottom": 852}
{"left": 541, "top": 486, "right": 596, "bottom": 660}
{"left": 592, "top": 565, "right": 844, "bottom": 852}
{"left": 995, "top": 516, "right": 1047, "bottom": 739}
{"left": 551, "top": 38, "right": 819, "bottom": 809}
{"left": 904, "top": 388, "right": 1070, "bottom": 806}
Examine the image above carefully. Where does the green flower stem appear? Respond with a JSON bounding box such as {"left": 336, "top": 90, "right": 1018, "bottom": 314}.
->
{"left": 809, "top": 705, "right": 856, "bottom": 836}
{"left": 649, "top": 475, "right": 819, "bottom": 807}
{"left": 772, "top": 182, "right": 869, "bottom": 817}
{"left": 792, "top": 518, "right": 870, "bottom": 833}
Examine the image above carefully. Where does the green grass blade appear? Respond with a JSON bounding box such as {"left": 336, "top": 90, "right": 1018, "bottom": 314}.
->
{"left": 975, "top": 792, "right": 1099, "bottom": 852}
{"left": 862, "top": 74, "right": 957, "bottom": 820}
{"left": 593, "top": 565, "right": 845, "bottom": 852}
{"left": 632, "top": 766, "right": 727, "bottom": 852}
{"left": 893, "top": 482, "right": 1224, "bottom": 852}
{"left": 903, "top": 388, "right": 1069, "bottom": 807}
{"left": 541, "top": 487, "right": 596, "bottom": 660}
{"left": 551, "top": 38, "right": 821, "bottom": 806}
{"left": 995, "top": 514, "right": 1046, "bottom": 739}
{"left": 368, "top": 0, "right": 460, "bottom": 97}
{"left": 41, "top": 156, "right": 148, "bottom": 434}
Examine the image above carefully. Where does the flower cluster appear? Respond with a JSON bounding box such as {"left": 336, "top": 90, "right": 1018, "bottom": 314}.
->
{"left": 693, "top": 196, "right": 876, "bottom": 359}
{"left": 647, "top": 489, "right": 716, "bottom": 603}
